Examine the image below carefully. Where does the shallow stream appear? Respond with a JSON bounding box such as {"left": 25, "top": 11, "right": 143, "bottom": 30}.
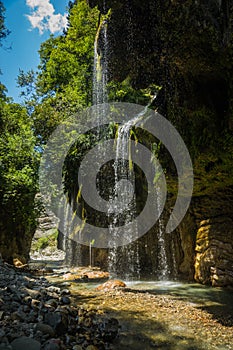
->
{"left": 40, "top": 263, "right": 233, "bottom": 350}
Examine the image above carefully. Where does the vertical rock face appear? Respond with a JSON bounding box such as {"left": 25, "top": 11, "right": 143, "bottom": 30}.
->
{"left": 176, "top": 210, "right": 196, "bottom": 281}
{"left": 83, "top": 1, "right": 233, "bottom": 287}
{"left": 193, "top": 190, "right": 233, "bottom": 287}
{"left": 54, "top": 1, "right": 233, "bottom": 286}
{"left": 0, "top": 203, "right": 36, "bottom": 264}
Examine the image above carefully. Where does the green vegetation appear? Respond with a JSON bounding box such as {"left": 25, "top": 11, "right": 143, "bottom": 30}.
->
{"left": 0, "top": 98, "right": 39, "bottom": 262}
{"left": 0, "top": 2, "right": 39, "bottom": 262}
{"left": 31, "top": 229, "right": 58, "bottom": 252}
{"left": 0, "top": 0, "right": 233, "bottom": 261}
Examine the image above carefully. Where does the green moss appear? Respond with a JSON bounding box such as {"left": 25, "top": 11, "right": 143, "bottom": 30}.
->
{"left": 31, "top": 229, "right": 58, "bottom": 251}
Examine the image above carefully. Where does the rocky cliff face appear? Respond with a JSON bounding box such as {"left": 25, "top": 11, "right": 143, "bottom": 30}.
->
{"left": 85, "top": 0, "right": 233, "bottom": 286}
{"left": 193, "top": 189, "right": 233, "bottom": 286}
{"left": 0, "top": 198, "right": 36, "bottom": 264}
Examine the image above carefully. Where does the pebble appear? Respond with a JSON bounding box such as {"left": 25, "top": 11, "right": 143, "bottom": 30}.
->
{"left": 60, "top": 296, "right": 71, "bottom": 304}
{"left": 0, "top": 260, "right": 119, "bottom": 350}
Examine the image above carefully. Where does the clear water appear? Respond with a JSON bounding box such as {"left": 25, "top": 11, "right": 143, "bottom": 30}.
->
{"left": 67, "top": 278, "right": 233, "bottom": 350}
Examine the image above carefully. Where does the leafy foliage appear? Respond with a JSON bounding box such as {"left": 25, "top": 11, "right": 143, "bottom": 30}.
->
{"left": 18, "top": 1, "right": 99, "bottom": 143}
{"left": 0, "top": 2, "right": 10, "bottom": 45}
{"left": 0, "top": 99, "right": 39, "bottom": 261}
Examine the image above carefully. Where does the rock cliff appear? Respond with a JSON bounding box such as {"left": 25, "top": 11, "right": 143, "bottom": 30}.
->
{"left": 85, "top": 0, "right": 233, "bottom": 286}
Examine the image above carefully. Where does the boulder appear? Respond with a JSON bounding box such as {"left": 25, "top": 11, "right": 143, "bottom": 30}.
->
{"left": 11, "top": 337, "right": 40, "bottom": 350}
{"left": 96, "top": 279, "right": 126, "bottom": 291}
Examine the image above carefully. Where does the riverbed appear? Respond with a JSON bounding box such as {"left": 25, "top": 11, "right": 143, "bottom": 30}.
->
{"left": 44, "top": 265, "right": 233, "bottom": 350}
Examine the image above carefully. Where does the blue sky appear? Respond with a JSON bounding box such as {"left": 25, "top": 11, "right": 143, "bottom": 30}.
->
{"left": 1, "top": 0, "right": 69, "bottom": 102}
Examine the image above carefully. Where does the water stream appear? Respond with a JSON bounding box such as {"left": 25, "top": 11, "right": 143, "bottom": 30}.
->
{"left": 44, "top": 265, "right": 233, "bottom": 350}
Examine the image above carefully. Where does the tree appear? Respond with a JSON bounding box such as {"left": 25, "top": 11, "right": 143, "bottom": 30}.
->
{"left": 17, "top": 1, "right": 99, "bottom": 143}
{"left": 0, "top": 1, "right": 10, "bottom": 45}
{"left": 0, "top": 99, "right": 39, "bottom": 262}
{"left": 0, "top": 5, "right": 38, "bottom": 262}
{"left": 0, "top": 1, "right": 10, "bottom": 97}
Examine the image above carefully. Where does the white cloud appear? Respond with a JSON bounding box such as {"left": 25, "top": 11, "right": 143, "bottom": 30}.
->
{"left": 26, "top": 0, "right": 68, "bottom": 34}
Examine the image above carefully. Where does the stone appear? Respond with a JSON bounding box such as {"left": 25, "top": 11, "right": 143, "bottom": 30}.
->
{"left": 96, "top": 279, "right": 126, "bottom": 291}
{"left": 46, "top": 299, "right": 58, "bottom": 307}
{"left": 194, "top": 199, "right": 233, "bottom": 287}
{"left": 100, "top": 317, "right": 119, "bottom": 341}
{"left": 35, "top": 323, "right": 55, "bottom": 337}
{"left": 60, "top": 289, "right": 70, "bottom": 295}
{"left": 11, "top": 336, "right": 41, "bottom": 350}
{"left": 47, "top": 286, "right": 61, "bottom": 294}
{"left": 44, "top": 312, "right": 68, "bottom": 334}
{"left": 83, "top": 271, "right": 109, "bottom": 280}
{"left": 0, "top": 260, "right": 119, "bottom": 350}
{"left": 60, "top": 296, "right": 71, "bottom": 305}
{"left": 13, "top": 258, "right": 27, "bottom": 268}
{"left": 41, "top": 339, "right": 61, "bottom": 350}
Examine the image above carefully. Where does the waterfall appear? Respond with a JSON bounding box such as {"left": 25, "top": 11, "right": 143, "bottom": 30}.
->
{"left": 156, "top": 196, "right": 170, "bottom": 280}
{"left": 58, "top": 200, "right": 82, "bottom": 266}
{"left": 92, "top": 20, "right": 108, "bottom": 106}
{"left": 108, "top": 106, "right": 150, "bottom": 280}
{"left": 59, "top": 5, "right": 178, "bottom": 280}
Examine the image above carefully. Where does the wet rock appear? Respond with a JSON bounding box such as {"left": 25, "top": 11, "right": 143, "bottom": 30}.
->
{"left": 96, "top": 279, "right": 126, "bottom": 291}
{"left": 11, "top": 336, "right": 41, "bottom": 350}
{"left": 47, "top": 286, "right": 61, "bottom": 294}
{"left": 83, "top": 271, "right": 109, "bottom": 280}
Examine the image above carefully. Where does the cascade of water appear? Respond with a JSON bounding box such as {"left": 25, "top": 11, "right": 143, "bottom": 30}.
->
{"left": 58, "top": 200, "right": 82, "bottom": 266}
{"left": 92, "top": 20, "right": 108, "bottom": 106}
{"left": 156, "top": 190, "right": 170, "bottom": 280}
{"left": 92, "top": 0, "right": 108, "bottom": 105}
{"left": 91, "top": 3, "right": 173, "bottom": 280}
{"left": 108, "top": 106, "right": 150, "bottom": 280}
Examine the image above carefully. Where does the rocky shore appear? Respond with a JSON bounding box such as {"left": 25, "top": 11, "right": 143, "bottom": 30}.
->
{"left": 1, "top": 258, "right": 233, "bottom": 350}
{"left": 0, "top": 260, "right": 118, "bottom": 350}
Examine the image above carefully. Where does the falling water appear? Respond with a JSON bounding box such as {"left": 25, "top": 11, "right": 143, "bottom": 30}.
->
{"left": 156, "top": 191, "right": 170, "bottom": 280}
{"left": 62, "top": 3, "right": 175, "bottom": 279}
{"left": 92, "top": 20, "right": 108, "bottom": 106}
{"left": 58, "top": 200, "right": 82, "bottom": 266}
{"left": 108, "top": 106, "right": 150, "bottom": 280}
